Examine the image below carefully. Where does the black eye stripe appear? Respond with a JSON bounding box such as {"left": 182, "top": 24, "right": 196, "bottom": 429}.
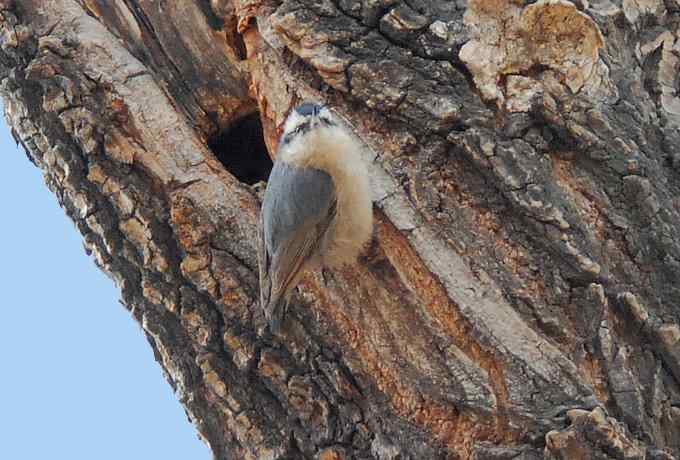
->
{"left": 294, "top": 121, "right": 310, "bottom": 134}
{"left": 283, "top": 117, "right": 336, "bottom": 145}
{"left": 281, "top": 122, "right": 308, "bottom": 145}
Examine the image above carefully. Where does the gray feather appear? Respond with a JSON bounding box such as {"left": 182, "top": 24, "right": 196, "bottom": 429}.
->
{"left": 262, "top": 162, "right": 335, "bottom": 251}
{"left": 258, "top": 160, "right": 336, "bottom": 332}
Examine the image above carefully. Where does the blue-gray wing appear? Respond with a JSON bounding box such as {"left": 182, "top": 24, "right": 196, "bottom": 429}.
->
{"left": 258, "top": 161, "right": 336, "bottom": 331}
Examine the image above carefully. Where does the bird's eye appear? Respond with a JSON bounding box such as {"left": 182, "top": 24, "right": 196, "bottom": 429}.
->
{"left": 293, "top": 121, "right": 310, "bottom": 135}
{"left": 319, "top": 116, "right": 335, "bottom": 126}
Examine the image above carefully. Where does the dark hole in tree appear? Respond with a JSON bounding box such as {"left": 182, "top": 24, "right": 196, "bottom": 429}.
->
{"left": 208, "top": 112, "right": 273, "bottom": 185}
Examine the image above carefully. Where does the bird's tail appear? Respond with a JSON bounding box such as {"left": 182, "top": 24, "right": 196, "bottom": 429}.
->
{"left": 259, "top": 270, "right": 288, "bottom": 334}
{"left": 258, "top": 218, "right": 288, "bottom": 334}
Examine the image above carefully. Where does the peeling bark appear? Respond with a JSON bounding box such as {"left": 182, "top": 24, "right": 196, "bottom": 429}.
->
{"left": 3, "top": 0, "right": 680, "bottom": 458}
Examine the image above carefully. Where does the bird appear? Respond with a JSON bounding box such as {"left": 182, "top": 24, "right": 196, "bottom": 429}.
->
{"left": 257, "top": 102, "right": 373, "bottom": 333}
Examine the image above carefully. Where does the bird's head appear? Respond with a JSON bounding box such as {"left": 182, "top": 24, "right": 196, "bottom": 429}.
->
{"left": 280, "top": 102, "right": 338, "bottom": 148}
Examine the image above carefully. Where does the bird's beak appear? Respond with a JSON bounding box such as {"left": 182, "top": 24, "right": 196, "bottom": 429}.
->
{"left": 310, "top": 105, "right": 323, "bottom": 128}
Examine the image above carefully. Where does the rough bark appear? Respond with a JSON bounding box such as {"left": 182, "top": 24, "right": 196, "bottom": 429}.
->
{"left": 2, "top": 0, "right": 680, "bottom": 458}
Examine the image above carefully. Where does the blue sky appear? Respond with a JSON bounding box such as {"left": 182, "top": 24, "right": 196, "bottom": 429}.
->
{"left": 0, "top": 117, "right": 210, "bottom": 459}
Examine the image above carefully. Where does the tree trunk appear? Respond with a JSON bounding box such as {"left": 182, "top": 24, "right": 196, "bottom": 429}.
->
{"left": 3, "top": 0, "right": 680, "bottom": 458}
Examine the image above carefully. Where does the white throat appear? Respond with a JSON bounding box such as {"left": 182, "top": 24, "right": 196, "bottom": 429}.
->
{"left": 278, "top": 123, "right": 373, "bottom": 267}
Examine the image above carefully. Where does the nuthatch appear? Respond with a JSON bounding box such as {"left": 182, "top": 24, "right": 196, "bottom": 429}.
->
{"left": 258, "top": 102, "right": 373, "bottom": 333}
